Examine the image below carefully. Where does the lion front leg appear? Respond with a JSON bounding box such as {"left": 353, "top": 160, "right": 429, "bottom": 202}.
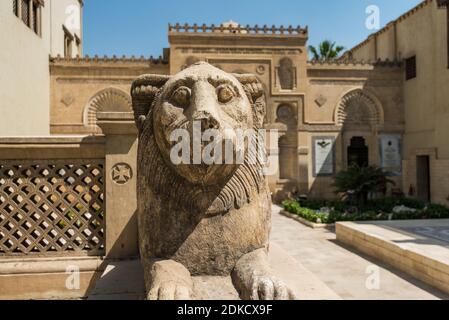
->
{"left": 232, "top": 249, "right": 296, "bottom": 301}
{"left": 145, "top": 260, "right": 193, "bottom": 300}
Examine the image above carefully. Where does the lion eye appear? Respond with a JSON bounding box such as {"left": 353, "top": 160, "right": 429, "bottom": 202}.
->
{"left": 171, "top": 86, "right": 191, "bottom": 108}
{"left": 217, "top": 85, "right": 235, "bottom": 104}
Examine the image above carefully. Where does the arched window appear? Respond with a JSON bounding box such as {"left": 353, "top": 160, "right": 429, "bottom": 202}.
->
{"left": 335, "top": 89, "right": 384, "bottom": 127}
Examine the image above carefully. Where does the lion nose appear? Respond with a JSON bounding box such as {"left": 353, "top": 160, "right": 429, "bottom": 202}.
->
{"left": 200, "top": 116, "right": 220, "bottom": 131}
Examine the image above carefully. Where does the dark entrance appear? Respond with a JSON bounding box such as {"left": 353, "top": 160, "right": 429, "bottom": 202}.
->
{"left": 347, "top": 137, "right": 369, "bottom": 167}
{"left": 416, "top": 155, "right": 431, "bottom": 202}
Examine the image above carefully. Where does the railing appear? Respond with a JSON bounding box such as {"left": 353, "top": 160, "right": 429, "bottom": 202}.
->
{"left": 168, "top": 23, "right": 308, "bottom": 35}
{"left": 0, "top": 121, "right": 138, "bottom": 298}
{"left": 0, "top": 137, "right": 106, "bottom": 257}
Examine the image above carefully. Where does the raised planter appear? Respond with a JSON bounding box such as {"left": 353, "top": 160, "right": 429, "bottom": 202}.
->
{"left": 336, "top": 220, "right": 449, "bottom": 295}
{"left": 280, "top": 210, "right": 335, "bottom": 229}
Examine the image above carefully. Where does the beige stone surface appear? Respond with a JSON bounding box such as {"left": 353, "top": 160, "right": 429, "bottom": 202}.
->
{"left": 336, "top": 219, "right": 449, "bottom": 295}
{"left": 49, "top": 57, "right": 169, "bottom": 135}
{"left": 97, "top": 113, "right": 139, "bottom": 259}
{"left": 348, "top": 0, "right": 449, "bottom": 205}
{"left": 0, "top": 0, "right": 83, "bottom": 136}
{"left": 0, "top": 257, "right": 105, "bottom": 300}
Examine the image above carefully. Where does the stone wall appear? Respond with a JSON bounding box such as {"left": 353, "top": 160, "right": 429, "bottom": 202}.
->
{"left": 49, "top": 24, "right": 406, "bottom": 200}
{"left": 302, "top": 61, "right": 404, "bottom": 199}
{"left": 0, "top": 0, "right": 51, "bottom": 136}
{"left": 50, "top": 56, "right": 169, "bottom": 135}
{"left": 348, "top": 0, "right": 449, "bottom": 205}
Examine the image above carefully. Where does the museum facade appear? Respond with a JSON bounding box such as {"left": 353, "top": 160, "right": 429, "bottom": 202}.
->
{"left": 1, "top": 0, "right": 449, "bottom": 205}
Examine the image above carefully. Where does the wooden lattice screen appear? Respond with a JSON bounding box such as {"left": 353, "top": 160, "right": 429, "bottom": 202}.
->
{"left": 0, "top": 161, "right": 105, "bottom": 256}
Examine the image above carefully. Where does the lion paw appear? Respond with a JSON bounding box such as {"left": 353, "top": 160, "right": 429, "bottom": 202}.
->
{"left": 249, "top": 274, "right": 296, "bottom": 300}
{"left": 145, "top": 260, "right": 193, "bottom": 300}
{"left": 148, "top": 282, "right": 192, "bottom": 300}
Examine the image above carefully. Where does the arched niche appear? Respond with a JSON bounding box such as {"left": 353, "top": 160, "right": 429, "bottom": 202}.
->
{"left": 276, "top": 103, "right": 297, "bottom": 129}
{"left": 278, "top": 134, "right": 297, "bottom": 180}
{"left": 277, "top": 57, "right": 296, "bottom": 90}
{"left": 275, "top": 103, "right": 298, "bottom": 181}
{"left": 83, "top": 88, "right": 132, "bottom": 128}
{"left": 334, "top": 89, "right": 384, "bottom": 127}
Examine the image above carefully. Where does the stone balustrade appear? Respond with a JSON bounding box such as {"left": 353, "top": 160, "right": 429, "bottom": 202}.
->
{"left": 0, "top": 115, "right": 139, "bottom": 299}
{"left": 0, "top": 136, "right": 106, "bottom": 257}
{"left": 0, "top": 120, "right": 139, "bottom": 261}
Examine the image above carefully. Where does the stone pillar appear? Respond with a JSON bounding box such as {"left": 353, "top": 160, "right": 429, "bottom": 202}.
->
{"left": 297, "top": 146, "right": 309, "bottom": 195}
{"left": 265, "top": 128, "right": 280, "bottom": 192}
{"left": 97, "top": 112, "right": 139, "bottom": 259}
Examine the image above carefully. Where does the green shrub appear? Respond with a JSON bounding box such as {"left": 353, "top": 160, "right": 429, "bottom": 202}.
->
{"left": 282, "top": 197, "right": 449, "bottom": 224}
{"left": 282, "top": 200, "right": 331, "bottom": 223}
{"left": 423, "top": 204, "right": 449, "bottom": 218}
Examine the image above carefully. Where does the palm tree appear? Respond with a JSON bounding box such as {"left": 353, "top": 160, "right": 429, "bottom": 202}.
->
{"left": 309, "top": 40, "right": 345, "bottom": 62}
{"left": 332, "top": 165, "right": 395, "bottom": 206}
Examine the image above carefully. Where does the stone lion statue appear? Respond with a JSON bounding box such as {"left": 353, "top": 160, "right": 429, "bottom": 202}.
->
{"left": 131, "top": 62, "right": 295, "bottom": 300}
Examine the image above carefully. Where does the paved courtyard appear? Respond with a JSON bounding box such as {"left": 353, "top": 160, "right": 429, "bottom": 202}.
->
{"left": 271, "top": 205, "right": 449, "bottom": 300}
{"left": 398, "top": 226, "right": 449, "bottom": 244}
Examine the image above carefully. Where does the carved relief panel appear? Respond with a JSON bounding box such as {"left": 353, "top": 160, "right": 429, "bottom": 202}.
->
{"left": 275, "top": 58, "right": 297, "bottom": 91}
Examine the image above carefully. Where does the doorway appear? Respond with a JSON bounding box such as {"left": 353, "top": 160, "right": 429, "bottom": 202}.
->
{"left": 416, "top": 155, "right": 431, "bottom": 202}
{"left": 347, "top": 137, "right": 369, "bottom": 167}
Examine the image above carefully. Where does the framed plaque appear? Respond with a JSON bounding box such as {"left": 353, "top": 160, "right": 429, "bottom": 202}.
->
{"left": 312, "top": 137, "right": 335, "bottom": 177}
{"left": 379, "top": 134, "right": 402, "bottom": 176}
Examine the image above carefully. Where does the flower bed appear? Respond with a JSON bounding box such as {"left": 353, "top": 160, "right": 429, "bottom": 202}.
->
{"left": 282, "top": 197, "right": 449, "bottom": 225}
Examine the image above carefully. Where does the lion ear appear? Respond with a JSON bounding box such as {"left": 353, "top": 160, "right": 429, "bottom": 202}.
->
{"left": 233, "top": 74, "right": 266, "bottom": 128}
{"left": 131, "top": 74, "right": 171, "bottom": 131}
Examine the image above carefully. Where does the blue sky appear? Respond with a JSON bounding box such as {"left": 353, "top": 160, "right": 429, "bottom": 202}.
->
{"left": 83, "top": 0, "right": 423, "bottom": 58}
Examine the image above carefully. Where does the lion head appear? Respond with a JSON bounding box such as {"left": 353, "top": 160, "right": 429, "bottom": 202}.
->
{"left": 131, "top": 62, "right": 267, "bottom": 214}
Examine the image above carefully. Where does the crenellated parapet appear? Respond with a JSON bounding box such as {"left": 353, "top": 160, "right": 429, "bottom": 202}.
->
{"left": 168, "top": 23, "right": 308, "bottom": 36}
{"left": 50, "top": 54, "right": 169, "bottom": 65}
